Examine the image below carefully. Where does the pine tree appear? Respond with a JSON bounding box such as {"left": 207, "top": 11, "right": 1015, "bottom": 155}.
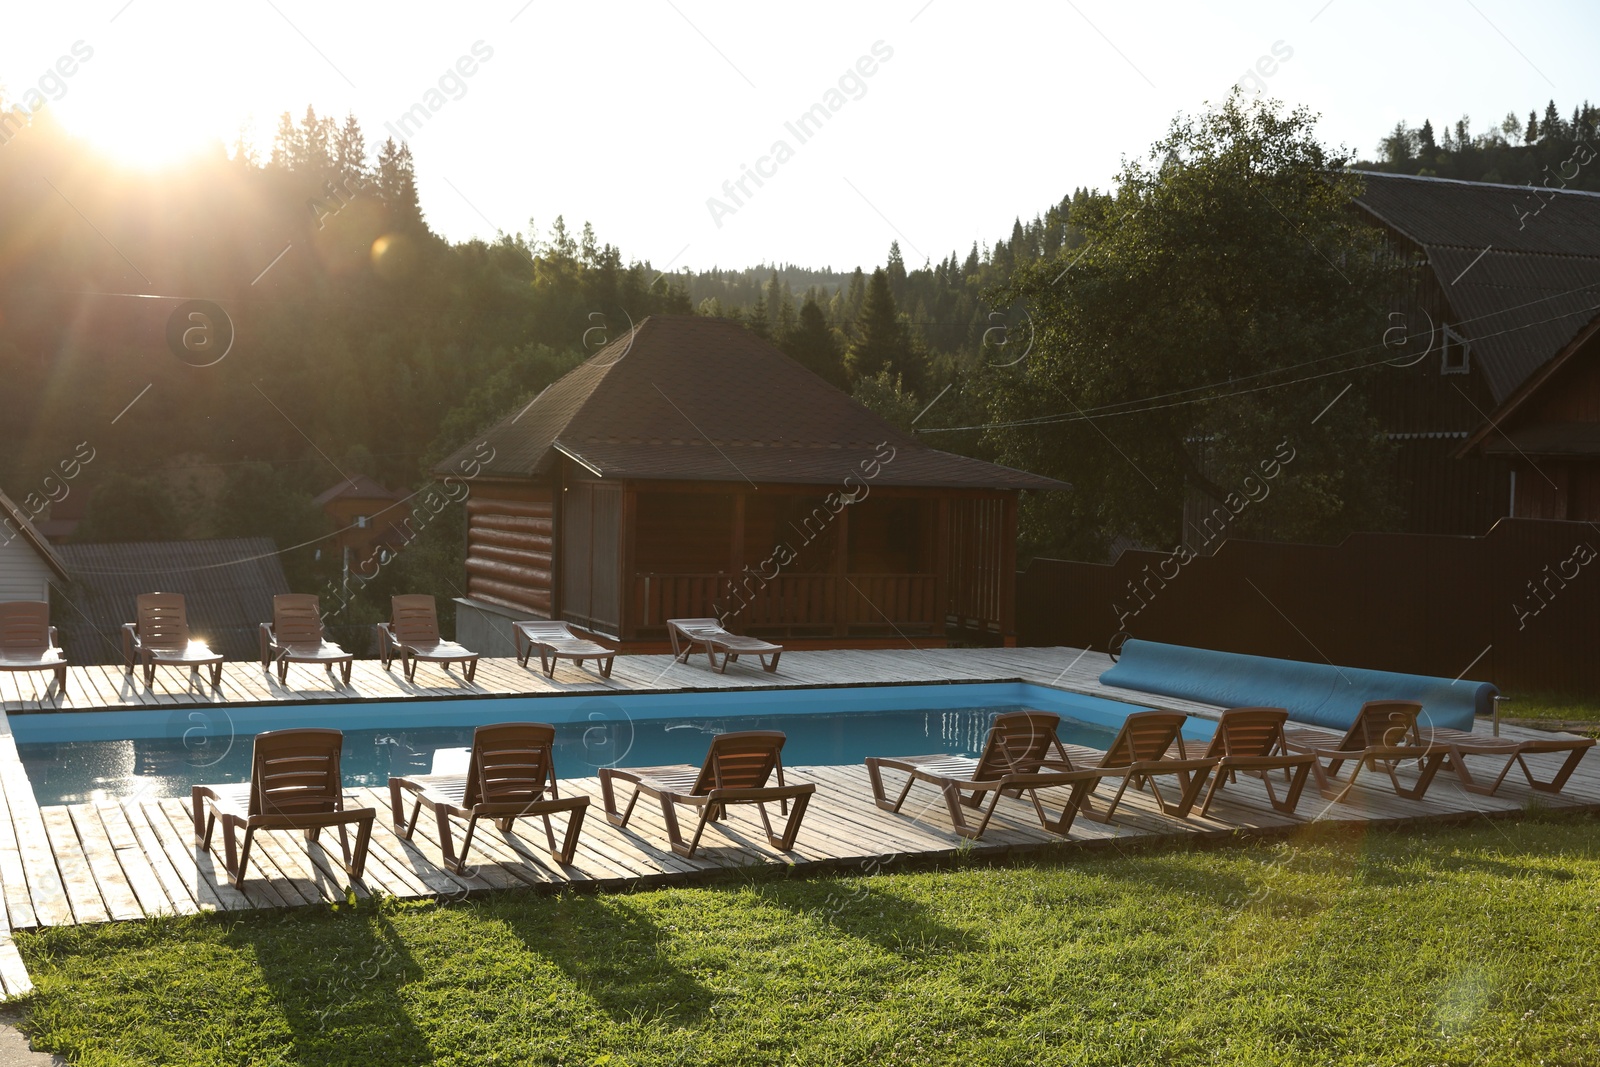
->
{"left": 886, "top": 242, "right": 907, "bottom": 301}
{"left": 747, "top": 292, "right": 771, "bottom": 339}
{"left": 300, "top": 106, "right": 333, "bottom": 176}
{"left": 1543, "top": 99, "right": 1563, "bottom": 140}
{"left": 845, "top": 268, "right": 866, "bottom": 320}
{"left": 1526, "top": 110, "right": 1540, "bottom": 143}
{"left": 333, "top": 114, "right": 368, "bottom": 191}
{"left": 845, "top": 268, "right": 910, "bottom": 384}
{"left": 270, "top": 111, "right": 301, "bottom": 169}
{"left": 1418, "top": 119, "right": 1437, "bottom": 154}
{"left": 776, "top": 289, "right": 797, "bottom": 343}
{"left": 764, "top": 271, "right": 784, "bottom": 334}
{"left": 782, "top": 295, "right": 845, "bottom": 387}
{"left": 375, "top": 138, "right": 424, "bottom": 230}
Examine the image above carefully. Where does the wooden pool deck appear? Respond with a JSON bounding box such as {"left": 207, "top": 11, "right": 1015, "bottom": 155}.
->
{"left": 0, "top": 647, "right": 1592, "bottom": 1001}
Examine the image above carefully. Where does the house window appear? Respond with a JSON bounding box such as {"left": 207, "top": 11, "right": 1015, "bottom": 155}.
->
{"left": 355, "top": 515, "right": 370, "bottom": 529}
{"left": 1441, "top": 327, "right": 1471, "bottom": 375}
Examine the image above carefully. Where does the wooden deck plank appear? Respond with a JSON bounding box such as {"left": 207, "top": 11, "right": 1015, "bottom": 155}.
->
{"left": 0, "top": 937, "right": 32, "bottom": 999}
{"left": 64, "top": 805, "right": 146, "bottom": 921}
{"left": 116, "top": 799, "right": 200, "bottom": 916}
{"left": 93, "top": 804, "right": 177, "bottom": 919}
{"left": 39, "top": 808, "right": 112, "bottom": 925}
{"left": 143, "top": 799, "right": 242, "bottom": 913}
{"left": 0, "top": 757, "right": 70, "bottom": 928}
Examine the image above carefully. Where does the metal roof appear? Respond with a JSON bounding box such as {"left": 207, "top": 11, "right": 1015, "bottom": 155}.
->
{"left": 1353, "top": 172, "right": 1600, "bottom": 404}
{"left": 53, "top": 538, "right": 291, "bottom": 664}
{"left": 437, "top": 315, "right": 1068, "bottom": 491}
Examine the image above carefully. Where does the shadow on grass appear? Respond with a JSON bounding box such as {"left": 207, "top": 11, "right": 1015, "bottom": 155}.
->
{"left": 748, "top": 877, "right": 985, "bottom": 960}
{"left": 499, "top": 894, "right": 715, "bottom": 1024}
{"left": 226, "top": 903, "right": 432, "bottom": 1066}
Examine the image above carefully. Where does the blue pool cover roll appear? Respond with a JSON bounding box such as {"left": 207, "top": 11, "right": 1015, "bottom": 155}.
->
{"left": 1099, "top": 640, "right": 1494, "bottom": 732}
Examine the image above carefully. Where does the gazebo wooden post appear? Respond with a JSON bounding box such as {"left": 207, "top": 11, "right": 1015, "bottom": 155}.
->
{"left": 833, "top": 504, "right": 850, "bottom": 638}
{"left": 619, "top": 484, "right": 638, "bottom": 639}
{"left": 728, "top": 492, "right": 746, "bottom": 626}
{"left": 934, "top": 497, "right": 951, "bottom": 639}
{"left": 999, "top": 494, "right": 1019, "bottom": 641}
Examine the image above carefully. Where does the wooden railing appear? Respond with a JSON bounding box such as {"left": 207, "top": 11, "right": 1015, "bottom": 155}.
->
{"left": 633, "top": 572, "right": 942, "bottom": 635}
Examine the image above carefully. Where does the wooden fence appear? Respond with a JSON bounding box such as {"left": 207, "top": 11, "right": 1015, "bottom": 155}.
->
{"left": 1016, "top": 518, "right": 1600, "bottom": 695}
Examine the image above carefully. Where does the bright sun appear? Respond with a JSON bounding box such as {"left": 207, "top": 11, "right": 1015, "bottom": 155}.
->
{"left": 57, "top": 101, "right": 222, "bottom": 170}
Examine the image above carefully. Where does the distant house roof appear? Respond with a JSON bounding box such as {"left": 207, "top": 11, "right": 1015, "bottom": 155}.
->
{"left": 1352, "top": 171, "right": 1600, "bottom": 404}
{"left": 312, "top": 475, "right": 404, "bottom": 507}
{"left": 53, "top": 537, "right": 291, "bottom": 664}
{"left": 0, "top": 489, "right": 70, "bottom": 583}
{"left": 436, "top": 315, "right": 1068, "bottom": 491}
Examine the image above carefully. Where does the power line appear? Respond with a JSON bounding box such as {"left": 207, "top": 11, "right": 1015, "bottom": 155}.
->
{"left": 916, "top": 288, "right": 1600, "bottom": 434}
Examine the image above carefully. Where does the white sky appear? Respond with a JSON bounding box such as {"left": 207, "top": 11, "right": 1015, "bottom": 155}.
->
{"left": 3, "top": 0, "right": 1594, "bottom": 273}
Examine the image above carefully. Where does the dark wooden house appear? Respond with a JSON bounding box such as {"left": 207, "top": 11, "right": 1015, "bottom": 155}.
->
{"left": 439, "top": 315, "right": 1065, "bottom": 652}
{"left": 1350, "top": 172, "right": 1600, "bottom": 532}
{"left": 312, "top": 474, "right": 407, "bottom": 569}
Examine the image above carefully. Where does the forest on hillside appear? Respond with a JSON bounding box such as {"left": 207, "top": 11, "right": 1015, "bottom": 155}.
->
{"left": 1, "top": 90, "right": 1595, "bottom": 634}
{"left": 1360, "top": 96, "right": 1599, "bottom": 189}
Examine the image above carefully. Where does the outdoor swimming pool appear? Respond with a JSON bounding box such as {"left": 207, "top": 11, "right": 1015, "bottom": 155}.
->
{"left": 12, "top": 683, "right": 1198, "bottom": 806}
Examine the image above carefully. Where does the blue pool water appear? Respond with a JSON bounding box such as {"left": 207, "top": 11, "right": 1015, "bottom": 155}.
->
{"left": 12, "top": 683, "right": 1201, "bottom": 806}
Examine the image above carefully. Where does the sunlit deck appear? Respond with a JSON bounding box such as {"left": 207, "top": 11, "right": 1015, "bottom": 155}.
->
{"left": 0, "top": 646, "right": 1179, "bottom": 714}
{"left": 0, "top": 647, "right": 1591, "bottom": 1002}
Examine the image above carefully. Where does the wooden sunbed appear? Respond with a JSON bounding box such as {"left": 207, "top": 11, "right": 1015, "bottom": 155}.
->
{"left": 259, "top": 594, "right": 353, "bottom": 687}
{"left": 666, "top": 617, "right": 782, "bottom": 674}
{"left": 866, "top": 710, "right": 1110, "bottom": 839}
{"left": 513, "top": 620, "right": 616, "bottom": 679}
{"left": 0, "top": 601, "right": 68, "bottom": 697}
{"left": 1282, "top": 700, "right": 1448, "bottom": 803}
{"left": 191, "top": 728, "right": 375, "bottom": 888}
{"left": 1426, "top": 726, "right": 1595, "bottom": 797}
{"left": 122, "top": 592, "right": 224, "bottom": 688}
{"left": 599, "top": 730, "right": 814, "bottom": 858}
{"left": 1195, "top": 707, "right": 1317, "bottom": 816}
{"left": 389, "top": 723, "right": 589, "bottom": 872}
{"left": 377, "top": 594, "right": 479, "bottom": 684}
{"left": 1068, "top": 710, "right": 1217, "bottom": 823}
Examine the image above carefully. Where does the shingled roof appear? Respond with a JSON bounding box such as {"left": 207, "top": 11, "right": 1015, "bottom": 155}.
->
{"left": 1352, "top": 171, "right": 1600, "bottom": 404}
{"left": 437, "top": 315, "right": 1067, "bottom": 491}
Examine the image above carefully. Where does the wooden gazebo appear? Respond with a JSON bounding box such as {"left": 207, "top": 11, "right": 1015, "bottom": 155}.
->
{"left": 438, "top": 316, "right": 1065, "bottom": 651}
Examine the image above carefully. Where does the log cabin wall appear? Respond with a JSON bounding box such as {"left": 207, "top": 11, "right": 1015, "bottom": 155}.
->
{"left": 464, "top": 481, "right": 554, "bottom": 616}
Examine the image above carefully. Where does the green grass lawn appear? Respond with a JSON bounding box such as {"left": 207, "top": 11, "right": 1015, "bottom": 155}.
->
{"left": 16, "top": 814, "right": 1600, "bottom": 1066}
{"left": 1502, "top": 691, "right": 1600, "bottom": 725}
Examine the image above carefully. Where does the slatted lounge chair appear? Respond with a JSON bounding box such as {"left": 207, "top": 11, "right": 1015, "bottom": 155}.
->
{"left": 378, "top": 595, "right": 479, "bottom": 684}
{"left": 1067, "top": 710, "right": 1217, "bottom": 823}
{"left": 0, "top": 601, "right": 68, "bottom": 697}
{"left": 866, "top": 710, "right": 1111, "bottom": 839}
{"left": 260, "top": 594, "right": 354, "bottom": 687}
{"left": 667, "top": 617, "right": 782, "bottom": 674}
{"left": 1425, "top": 726, "right": 1595, "bottom": 797}
{"left": 1282, "top": 699, "right": 1448, "bottom": 803}
{"left": 122, "top": 592, "right": 225, "bottom": 688}
{"left": 191, "top": 728, "right": 375, "bottom": 889}
{"left": 390, "top": 723, "right": 589, "bottom": 871}
{"left": 1195, "top": 707, "right": 1318, "bottom": 817}
{"left": 513, "top": 620, "right": 616, "bottom": 679}
{"left": 599, "top": 730, "right": 814, "bottom": 858}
